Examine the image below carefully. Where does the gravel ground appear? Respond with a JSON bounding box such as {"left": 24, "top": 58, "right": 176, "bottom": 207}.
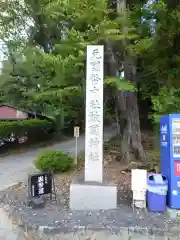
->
{"left": 0, "top": 174, "right": 180, "bottom": 240}
{"left": 0, "top": 183, "right": 176, "bottom": 232}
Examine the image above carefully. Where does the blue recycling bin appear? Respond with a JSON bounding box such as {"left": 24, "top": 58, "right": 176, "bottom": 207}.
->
{"left": 147, "top": 174, "right": 168, "bottom": 212}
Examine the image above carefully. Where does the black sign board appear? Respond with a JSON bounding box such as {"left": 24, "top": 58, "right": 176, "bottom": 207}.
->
{"left": 28, "top": 172, "right": 53, "bottom": 197}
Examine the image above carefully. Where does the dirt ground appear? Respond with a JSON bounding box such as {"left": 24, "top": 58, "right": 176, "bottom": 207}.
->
{"left": 54, "top": 159, "right": 132, "bottom": 206}
{"left": 54, "top": 130, "right": 160, "bottom": 206}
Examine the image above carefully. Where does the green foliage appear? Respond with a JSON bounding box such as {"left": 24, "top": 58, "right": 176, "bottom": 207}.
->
{"left": 0, "top": 119, "right": 54, "bottom": 138}
{"left": 138, "top": 3, "right": 180, "bottom": 95}
{"left": 151, "top": 87, "right": 180, "bottom": 124}
{"left": 0, "top": 0, "right": 141, "bottom": 132}
{"left": 131, "top": 37, "right": 152, "bottom": 54}
{"left": 34, "top": 150, "right": 74, "bottom": 172}
{"left": 105, "top": 77, "right": 137, "bottom": 91}
{"left": 0, "top": 0, "right": 180, "bottom": 138}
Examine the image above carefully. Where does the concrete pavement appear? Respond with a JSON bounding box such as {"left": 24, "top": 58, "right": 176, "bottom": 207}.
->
{"left": 0, "top": 127, "right": 116, "bottom": 191}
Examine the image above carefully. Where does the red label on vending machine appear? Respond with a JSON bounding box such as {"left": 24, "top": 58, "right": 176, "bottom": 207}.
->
{"left": 175, "top": 161, "right": 180, "bottom": 176}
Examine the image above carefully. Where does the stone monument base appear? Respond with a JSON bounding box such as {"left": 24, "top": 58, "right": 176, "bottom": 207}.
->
{"left": 167, "top": 207, "right": 180, "bottom": 220}
{"left": 69, "top": 177, "right": 117, "bottom": 210}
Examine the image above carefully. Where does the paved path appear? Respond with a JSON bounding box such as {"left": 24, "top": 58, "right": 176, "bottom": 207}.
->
{"left": 0, "top": 127, "right": 116, "bottom": 239}
{"left": 0, "top": 127, "right": 116, "bottom": 191}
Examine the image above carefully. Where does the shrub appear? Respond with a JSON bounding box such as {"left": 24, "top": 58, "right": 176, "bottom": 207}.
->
{"left": 34, "top": 150, "right": 74, "bottom": 172}
{"left": 0, "top": 119, "right": 54, "bottom": 138}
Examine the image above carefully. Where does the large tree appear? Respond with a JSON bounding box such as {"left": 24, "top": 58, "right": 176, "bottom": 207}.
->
{"left": 105, "top": 0, "right": 148, "bottom": 161}
{"left": 1, "top": 0, "right": 174, "bottom": 161}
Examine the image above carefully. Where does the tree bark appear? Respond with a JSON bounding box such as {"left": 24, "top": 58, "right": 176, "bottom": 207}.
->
{"left": 122, "top": 63, "right": 146, "bottom": 161}
{"left": 106, "top": 0, "right": 146, "bottom": 162}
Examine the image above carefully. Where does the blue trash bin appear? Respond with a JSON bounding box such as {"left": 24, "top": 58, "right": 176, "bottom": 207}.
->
{"left": 147, "top": 174, "right": 168, "bottom": 212}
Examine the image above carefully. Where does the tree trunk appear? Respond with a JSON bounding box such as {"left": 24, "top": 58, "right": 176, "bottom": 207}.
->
{"left": 121, "top": 63, "right": 146, "bottom": 162}
{"left": 106, "top": 0, "right": 147, "bottom": 162}
{"left": 111, "top": 61, "right": 146, "bottom": 162}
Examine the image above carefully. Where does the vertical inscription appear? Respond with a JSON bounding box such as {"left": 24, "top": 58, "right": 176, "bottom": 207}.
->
{"left": 85, "top": 45, "right": 104, "bottom": 183}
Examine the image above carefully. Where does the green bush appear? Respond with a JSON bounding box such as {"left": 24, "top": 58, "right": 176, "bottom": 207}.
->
{"left": 0, "top": 119, "right": 54, "bottom": 138}
{"left": 34, "top": 150, "right": 74, "bottom": 172}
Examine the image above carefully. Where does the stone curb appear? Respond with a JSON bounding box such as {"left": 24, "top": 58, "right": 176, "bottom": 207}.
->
{"left": 19, "top": 225, "right": 180, "bottom": 239}
{"left": 6, "top": 208, "right": 180, "bottom": 239}
{"left": 35, "top": 225, "right": 180, "bottom": 236}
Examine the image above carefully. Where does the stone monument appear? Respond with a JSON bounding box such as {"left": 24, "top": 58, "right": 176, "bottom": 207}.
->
{"left": 70, "top": 45, "right": 117, "bottom": 210}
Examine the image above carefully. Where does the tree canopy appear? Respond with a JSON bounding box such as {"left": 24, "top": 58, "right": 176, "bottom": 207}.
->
{"left": 0, "top": 0, "right": 179, "bottom": 160}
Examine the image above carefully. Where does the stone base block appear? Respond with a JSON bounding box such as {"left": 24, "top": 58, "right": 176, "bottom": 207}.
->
{"left": 27, "top": 196, "right": 45, "bottom": 209}
{"left": 69, "top": 177, "right": 117, "bottom": 210}
{"left": 167, "top": 207, "right": 180, "bottom": 220}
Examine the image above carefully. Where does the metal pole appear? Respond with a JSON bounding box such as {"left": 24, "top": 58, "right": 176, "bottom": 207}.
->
{"left": 75, "top": 137, "right": 78, "bottom": 164}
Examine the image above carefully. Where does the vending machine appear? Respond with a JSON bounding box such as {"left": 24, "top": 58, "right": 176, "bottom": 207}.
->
{"left": 160, "top": 114, "right": 180, "bottom": 209}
